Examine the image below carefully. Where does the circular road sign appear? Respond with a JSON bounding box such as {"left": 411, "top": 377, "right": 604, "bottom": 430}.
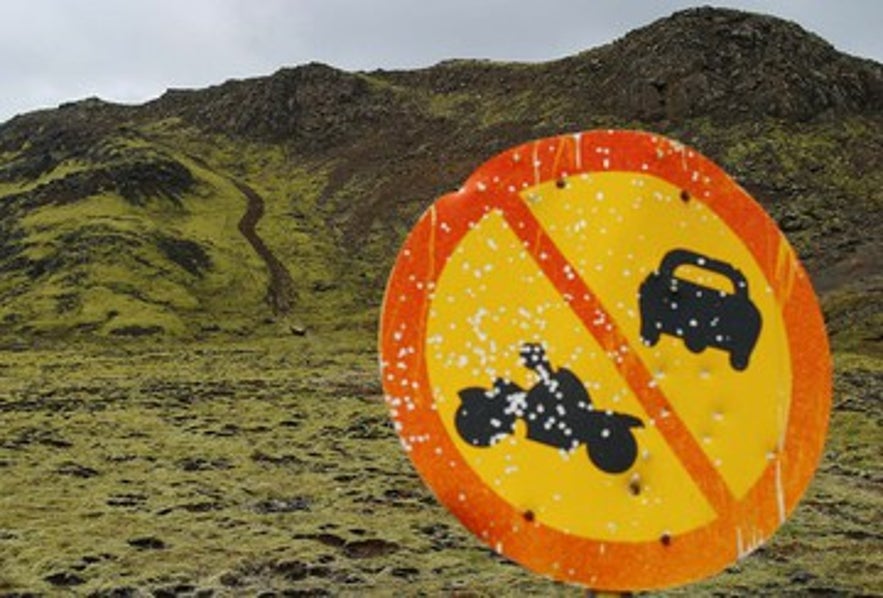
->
{"left": 379, "top": 130, "right": 831, "bottom": 592}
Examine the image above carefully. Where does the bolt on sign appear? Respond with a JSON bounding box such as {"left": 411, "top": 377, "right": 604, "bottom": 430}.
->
{"left": 379, "top": 130, "right": 831, "bottom": 592}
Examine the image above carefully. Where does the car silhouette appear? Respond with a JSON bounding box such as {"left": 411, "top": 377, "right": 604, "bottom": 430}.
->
{"left": 455, "top": 343, "right": 643, "bottom": 474}
{"left": 638, "top": 248, "right": 762, "bottom": 371}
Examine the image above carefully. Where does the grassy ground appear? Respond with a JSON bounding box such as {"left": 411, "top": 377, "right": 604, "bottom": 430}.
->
{"left": 0, "top": 326, "right": 879, "bottom": 597}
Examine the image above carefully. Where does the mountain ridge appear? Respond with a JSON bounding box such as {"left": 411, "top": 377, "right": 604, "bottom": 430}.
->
{"left": 0, "top": 6, "right": 880, "bottom": 351}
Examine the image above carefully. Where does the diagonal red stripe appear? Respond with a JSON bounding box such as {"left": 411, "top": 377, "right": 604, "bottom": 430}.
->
{"left": 497, "top": 193, "right": 738, "bottom": 516}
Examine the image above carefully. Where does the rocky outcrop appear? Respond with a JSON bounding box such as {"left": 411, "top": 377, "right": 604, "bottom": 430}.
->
{"left": 584, "top": 7, "right": 883, "bottom": 121}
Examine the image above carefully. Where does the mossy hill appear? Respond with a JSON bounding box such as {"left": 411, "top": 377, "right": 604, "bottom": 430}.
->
{"left": 0, "top": 6, "right": 879, "bottom": 349}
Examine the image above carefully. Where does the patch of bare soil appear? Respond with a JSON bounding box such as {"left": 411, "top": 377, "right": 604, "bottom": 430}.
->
{"left": 234, "top": 179, "right": 297, "bottom": 316}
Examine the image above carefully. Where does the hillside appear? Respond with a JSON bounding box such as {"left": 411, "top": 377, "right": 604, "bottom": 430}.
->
{"left": 0, "top": 6, "right": 881, "bottom": 596}
{"left": 0, "top": 6, "right": 880, "bottom": 346}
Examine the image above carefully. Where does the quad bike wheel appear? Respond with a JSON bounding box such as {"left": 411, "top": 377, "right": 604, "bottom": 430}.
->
{"left": 586, "top": 422, "right": 640, "bottom": 474}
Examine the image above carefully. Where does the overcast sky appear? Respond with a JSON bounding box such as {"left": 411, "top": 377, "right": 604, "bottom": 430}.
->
{"left": 1, "top": 1, "right": 880, "bottom": 124}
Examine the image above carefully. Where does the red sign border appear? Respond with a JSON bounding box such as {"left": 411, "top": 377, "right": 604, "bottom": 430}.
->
{"left": 379, "top": 130, "right": 831, "bottom": 591}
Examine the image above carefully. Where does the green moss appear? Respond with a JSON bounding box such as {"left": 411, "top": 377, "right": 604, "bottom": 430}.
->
{"left": 824, "top": 287, "right": 883, "bottom": 358}
{"left": 135, "top": 124, "right": 370, "bottom": 330}
{"left": 0, "top": 333, "right": 878, "bottom": 595}
{"left": 23, "top": 193, "right": 136, "bottom": 231}
{"left": 721, "top": 117, "right": 880, "bottom": 202}
{"left": 0, "top": 181, "right": 21, "bottom": 195}
{"left": 834, "top": 351, "right": 883, "bottom": 373}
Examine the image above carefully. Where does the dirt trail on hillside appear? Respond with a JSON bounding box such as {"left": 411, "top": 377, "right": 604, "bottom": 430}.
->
{"left": 233, "top": 180, "right": 296, "bottom": 315}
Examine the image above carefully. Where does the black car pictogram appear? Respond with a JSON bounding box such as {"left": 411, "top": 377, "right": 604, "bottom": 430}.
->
{"left": 638, "top": 248, "right": 762, "bottom": 371}
{"left": 455, "top": 343, "right": 644, "bottom": 474}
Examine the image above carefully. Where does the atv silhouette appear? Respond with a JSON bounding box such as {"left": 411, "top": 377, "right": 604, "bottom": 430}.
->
{"left": 455, "top": 343, "right": 643, "bottom": 474}
{"left": 638, "top": 249, "right": 762, "bottom": 371}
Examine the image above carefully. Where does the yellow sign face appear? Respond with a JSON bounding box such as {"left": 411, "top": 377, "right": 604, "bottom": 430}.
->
{"left": 427, "top": 171, "right": 792, "bottom": 541}
{"left": 380, "top": 130, "right": 831, "bottom": 592}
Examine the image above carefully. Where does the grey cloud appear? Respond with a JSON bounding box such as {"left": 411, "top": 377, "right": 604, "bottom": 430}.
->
{"left": 0, "top": 0, "right": 880, "bottom": 123}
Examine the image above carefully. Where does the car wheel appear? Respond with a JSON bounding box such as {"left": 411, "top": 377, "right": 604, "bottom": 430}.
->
{"left": 730, "top": 352, "right": 749, "bottom": 371}
{"left": 685, "top": 334, "right": 705, "bottom": 353}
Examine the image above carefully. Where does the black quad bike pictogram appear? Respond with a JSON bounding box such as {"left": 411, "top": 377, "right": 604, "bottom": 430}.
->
{"left": 638, "top": 249, "right": 762, "bottom": 371}
{"left": 455, "top": 344, "right": 644, "bottom": 474}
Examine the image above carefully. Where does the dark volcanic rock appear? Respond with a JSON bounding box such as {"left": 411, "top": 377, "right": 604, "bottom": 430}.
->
{"left": 89, "top": 586, "right": 139, "bottom": 598}
{"left": 147, "top": 63, "right": 415, "bottom": 150}
{"left": 156, "top": 235, "right": 212, "bottom": 277}
{"left": 44, "top": 571, "right": 86, "bottom": 586}
{"left": 377, "top": 7, "right": 882, "bottom": 126}
{"left": 1, "top": 157, "right": 194, "bottom": 208}
{"left": 127, "top": 536, "right": 166, "bottom": 550}
{"left": 0, "top": 99, "right": 130, "bottom": 179}
{"left": 108, "top": 325, "right": 165, "bottom": 337}
{"left": 272, "top": 559, "right": 309, "bottom": 581}
{"left": 56, "top": 462, "right": 101, "bottom": 478}
{"left": 342, "top": 538, "right": 399, "bottom": 559}
{"left": 555, "top": 7, "right": 883, "bottom": 122}
{"left": 175, "top": 456, "right": 232, "bottom": 471}
{"left": 253, "top": 496, "right": 311, "bottom": 514}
